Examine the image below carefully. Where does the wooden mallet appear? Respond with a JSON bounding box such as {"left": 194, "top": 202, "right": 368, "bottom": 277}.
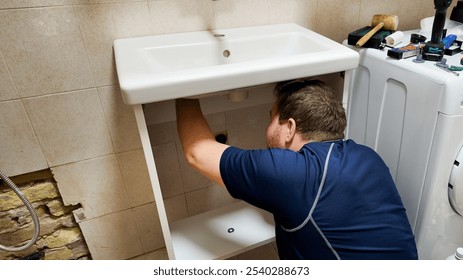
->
{"left": 356, "top": 14, "right": 399, "bottom": 47}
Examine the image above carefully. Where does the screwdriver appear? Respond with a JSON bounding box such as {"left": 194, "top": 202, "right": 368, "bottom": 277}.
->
{"left": 435, "top": 63, "right": 460, "bottom": 76}
{"left": 449, "top": 65, "right": 463, "bottom": 71}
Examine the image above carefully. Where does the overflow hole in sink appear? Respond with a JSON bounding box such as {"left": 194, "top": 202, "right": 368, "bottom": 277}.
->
{"left": 223, "top": 50, "right": 231, "bottom": 58}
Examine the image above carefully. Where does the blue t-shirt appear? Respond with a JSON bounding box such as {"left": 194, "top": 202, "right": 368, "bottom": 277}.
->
{"left": 219, "top": 140, "right": 418, "bottom": 260}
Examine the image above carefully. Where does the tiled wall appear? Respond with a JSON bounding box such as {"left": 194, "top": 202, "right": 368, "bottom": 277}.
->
{"left": 0, "top": 0, "right": 441, "bottom": 259}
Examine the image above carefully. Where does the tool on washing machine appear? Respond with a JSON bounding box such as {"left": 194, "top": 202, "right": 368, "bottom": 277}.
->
{"left": 450, "top": 0, "right": 463, "bottom": 23}
{"left": 423, "top": 0, "right": 453, "bottom": 61}
{"left": 435, "top": 57, "right": 463, "bottom": 70}
{"left": 388, "top": 34, "right": 428, "bottom": 60}
{"left": 442, "top": 34, "right": 457, "bottom": 49}
{"left": 444, "top": 37, "right": 463, "bottom": 55}
{"left": 354, "top": 14, "right": 399, "bottom": 48}
{"left": 413, "top": 43, "right": 426, "bottom": 63}
{"left": 388, "top": 44, "right": 421, "bottom": 59}
{"left": 410, "top": 33, "right": 428, "bottom": 44}
{"left": 435, "top": 58, "right": 460, "bottom": 75}
{"left": 349, "top": 27, "right": 393, "bottom": 49}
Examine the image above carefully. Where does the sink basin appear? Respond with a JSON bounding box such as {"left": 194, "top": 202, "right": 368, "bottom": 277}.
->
{"left": 114, "top": 23, "right": 359, "bottom": 105}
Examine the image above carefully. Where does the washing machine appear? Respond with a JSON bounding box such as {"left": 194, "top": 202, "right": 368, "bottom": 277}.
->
{"left": 346, "top": 31, "right": 463, "bottom": 259}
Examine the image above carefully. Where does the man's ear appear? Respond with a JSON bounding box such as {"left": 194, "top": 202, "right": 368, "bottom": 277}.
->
{"left": 285, "top": 118, "right": 297, "bottom": 143}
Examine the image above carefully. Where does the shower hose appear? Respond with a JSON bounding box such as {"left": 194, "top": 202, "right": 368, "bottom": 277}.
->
{"left": 0, "top": 169, "right": 40, "bottom": 252}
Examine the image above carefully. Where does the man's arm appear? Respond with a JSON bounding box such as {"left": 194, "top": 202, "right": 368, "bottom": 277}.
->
{"left": 175, "top": 98, "right": 229, "bottom": 186}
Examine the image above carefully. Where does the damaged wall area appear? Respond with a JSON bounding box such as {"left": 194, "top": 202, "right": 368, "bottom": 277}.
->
{"left": 0, "top": 170, "right": 90, "bottom": 260}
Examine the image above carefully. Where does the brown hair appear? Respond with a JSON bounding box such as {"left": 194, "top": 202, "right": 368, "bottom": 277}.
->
{"left": 274, "top": 79, "right": 346, "bottom": 141}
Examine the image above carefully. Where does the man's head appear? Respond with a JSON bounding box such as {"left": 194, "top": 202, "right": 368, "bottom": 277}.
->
{"left": 266, "top": 79, "right": 346, "bottom": 149}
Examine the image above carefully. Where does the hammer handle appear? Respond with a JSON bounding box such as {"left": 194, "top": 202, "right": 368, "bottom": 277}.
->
{"left": 356, "top": 22, "right": 385, "bottom": 47}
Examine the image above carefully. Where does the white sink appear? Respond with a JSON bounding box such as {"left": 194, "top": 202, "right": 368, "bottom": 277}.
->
{"left": 114, "top": 23, "right": 359, "bottom": 105}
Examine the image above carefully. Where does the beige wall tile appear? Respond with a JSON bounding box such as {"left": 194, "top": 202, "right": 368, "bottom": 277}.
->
{"left": 225, "top": 103, "right": 272, "bottom": 129}
{"left": 73, "top": 4, "right": 117, "bottom": 87}
{"left": 23, "top": 89, "right": 114, "bottom": 166}
{"left": 228, "top": 123, "right": 268, "bottom": 149}
{"left": 317, "top": 0, "right": 362, "bottom": 43}
{"left": 143, "top": 100, "right": 176, "bottom": 125}
{"left": 358, "top": 0, "right": 400, "bottom": 27}
{"left": 117, "top": 149, "right": 155, "bottom": 207}
{"left": 419, "top": 0, "right": 445, "bottom": 19}
{"left": 0, "top": 51, "right": 18, "bottom": 102}
{"left": 0, "top": 101, "right": 48, "bottom": 176}
{"left": 185, "top": 185, "right": 237, "bottom": 216}
{"left": 72, "top": 0, "right": 143, "bottom": 4}
{"left": 51, "top": 155, "right": 130, "bottom": 221}
{"left": 225, "top": 103, "right": 270, "bottom": 149}
{"left": 132, "top": 203, "right": 165, "bottom": 252}
{"left": 397, "top": 0, "right": 426, "bottom": 31}
{"left": 205, "top": 112, "right": 227, "bottom": 134}
{"left": 164, "top": 194, "right": 188, "bottom": 222}
{"left": 152, "top": 142, "right": 184, "bottom": 198}
{"left": 268, "top": 0, "right": 317, "bottom": 28}
{"left": 98, "top": 85, "right": 142, "bottom": 153}
{"left": 148, "top": 0, "right": 215, "bottom": 34}
{"left": 78, "top": 209, "right": 144, "bottom": 259}
{"left": 0, "top": 0, "right": 70, "bottom": 9}
{"left": 111, "top": 1, "right": 153, "bottom": 38}
{"left": 213, "top": 0, "right": 269, "bottom": 29}
{"left": 74, "top": 2, "right": 152, "bottom": 87}
{"left": 0, "top": 7, "right": 94, "bottom": 98}
{"left": 130, "top": 247, "right": 168, "bottom": 260}
{"left": 147, "top": 121, "right": 176, "bottom": 146}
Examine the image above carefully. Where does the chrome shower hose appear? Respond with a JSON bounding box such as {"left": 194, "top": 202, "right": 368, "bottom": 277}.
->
{"left": 0, "top": 169, "right": 40, "bottom": 252}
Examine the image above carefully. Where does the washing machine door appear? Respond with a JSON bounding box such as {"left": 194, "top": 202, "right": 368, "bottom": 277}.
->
{"left": 449, "top": 146, "right": 463, "bottom": 216}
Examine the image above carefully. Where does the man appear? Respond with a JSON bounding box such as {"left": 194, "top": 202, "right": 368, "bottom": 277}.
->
{"left": 176, "top": 79, "right": 418, "bottom": 260}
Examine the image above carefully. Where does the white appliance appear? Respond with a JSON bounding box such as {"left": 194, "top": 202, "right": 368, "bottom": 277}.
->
{"left": 346, "top": 31, "right": 463, "bottom": 259}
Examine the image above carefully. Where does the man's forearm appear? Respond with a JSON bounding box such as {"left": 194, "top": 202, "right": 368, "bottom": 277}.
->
{"left": 175, "top": 99, "right": 227, "bottom": 186}
{"left": 176, "top": 99, "right": 215, "bottom": 152}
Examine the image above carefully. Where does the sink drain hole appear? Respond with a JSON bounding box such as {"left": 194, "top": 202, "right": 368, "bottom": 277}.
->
{"left": 227, "top": 227, "right": 235, "bottom": 233}
{"left": 223, "top": 50, "right": 231, "bottom": 58}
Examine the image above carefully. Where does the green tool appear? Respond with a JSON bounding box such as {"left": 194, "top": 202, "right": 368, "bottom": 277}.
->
{"left": 449, "top": 65, "right": 463, "bottom": 71}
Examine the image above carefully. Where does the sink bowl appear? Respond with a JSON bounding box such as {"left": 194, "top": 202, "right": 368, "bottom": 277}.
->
{"left": 114, "top": 23, "right": 359, "bottom": 105}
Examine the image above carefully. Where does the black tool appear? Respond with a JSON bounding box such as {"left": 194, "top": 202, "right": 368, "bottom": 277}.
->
{"left": 423, "top": 0, "right": 453, "bottom": 61}
{"left": 450, "top": 0, "right": 463, "bottom": 23}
